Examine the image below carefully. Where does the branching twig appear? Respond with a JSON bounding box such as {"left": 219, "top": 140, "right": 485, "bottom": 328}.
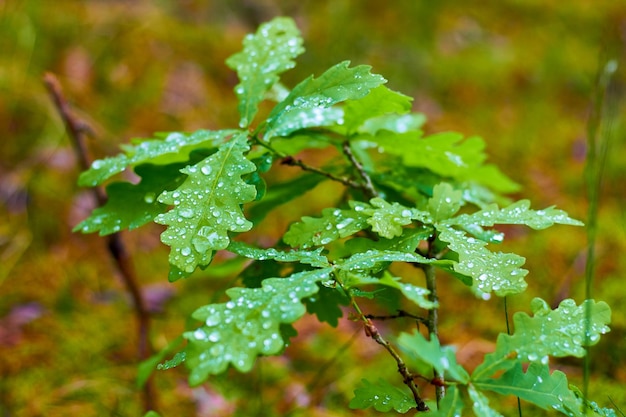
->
{"left": 280, "top": 155, "right": 362, "bottom": 189}
{"left": 365, "top": 310, "right": 428, "bottom": 325}
{"left": 43, "top": 72, "right": 157, "bottom": 412}
{"left": 342, "top": 141, "right": 378, "bottom": 200}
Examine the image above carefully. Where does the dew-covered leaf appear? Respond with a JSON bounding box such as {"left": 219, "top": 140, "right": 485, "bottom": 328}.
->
{"left": 264, "top": 61, "right": 386, "bottom": 140}
{"left": 428, "top": 182, "right": 463, "bottom": 222}
{"left": 154, "top": 133, "right": 257, "bottom": 279}
{"left": 359, "top": 113, "right": 426, "bottom": 136}
{"left": 472, "top": 298, "right": 611, "bottom": 380}
{"left": 227, "top": 241, "right": 329, "bottom": 268}
{"left": 437, "top": 226, "right": 528, "bottom": 297}
{"left": 397, "top": 331, "right": 469, "bottom": 383}
{"left": 184, "top": 267, "right": 333, "bottom": 385}
{"left": 74, "top": 163, "right": 186, "bottom": 235}
{"left": 349, "top": 378, "right": 416, "bottom": 413}
{"left": 445, "top": 200, "right": 584, "bottom": 230}
{"left": 474, "top": 362, "right": 585, "bottom": 416}
{"left": 247, "top": 173, "right": 324, "bottom": 224}
{"left": 226, "top": 17, "right": 304, "bottom": 128}
{"left": 339, "top": 249, "right": 435, "bottom": 272}
{"left": 283, "top": 205, "right": 370, "bottom": 249}
{"left": 378, "top": 273, "right": 436, "bottom": 309}
{"left": 345, "top": 227, "right": 432, "bottom": 255}
{"left": 342, "top": 85, "right": 412, "bottom": 134}
{"left": 468, "top": 385, "right": 504, "bottom": 417}
{"left": 78, "top": 129, "right": 237, "bottom": 186}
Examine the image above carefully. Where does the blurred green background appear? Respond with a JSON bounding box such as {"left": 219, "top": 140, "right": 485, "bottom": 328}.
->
{"left": 1, "top": 1, "right": 625, "bottom": 416}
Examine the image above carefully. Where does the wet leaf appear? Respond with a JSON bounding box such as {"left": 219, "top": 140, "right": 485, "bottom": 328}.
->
{"left": 359, "top": 113, "right": 426, "bottom": 136}
{"left": 226, "top": 17, "right": 304, "bottom": 128}
{"left": 445, "top": 199, "right": 584, "bottom": 230}
{"left": 474, "top": 362, "right": 585, "bottom": 416}
{"left": 303, "top": 285, "right": 350, "bottom": 327}
{"left": 342, "top": 85, "right": 413, "bottom": 134}
{"left": 264, "top": 61, "right": 386, "bottom": 140}
{"left": 74, "top": 163, "right": 185, "bottom": 235}
{"left": 468, "top": 385, "right": 504, "bottom": 417}
{"left": 397, "top": 331, "right": 470, "bottom": 383}
{"left": 184, "top": 267, "right": 333, "bottom": 385}
{"left": 227, "top": 241, "right": 329, "bottom": 268}
{"left": 428, "top": 385, "right": 464, "bottom": 416}
{"left": 437, "top": 226, "right": 528, "bottom": 296}
{"left": 473, "top": 298, "right": 611, "bottom": 380}
{"left": 428, "top": 182, "right": 463, "bottom": 222}
{"left": 349, "top": 378, "right": 416, "bottom": 413}
{"left": 154, "top": 133, "right": 257, "bottom": 279}
{"left": 364, "top": 198, "right": 421, "bottom": 239}
{"left": 78, "top": 129, "right": 237, "bottom": 186}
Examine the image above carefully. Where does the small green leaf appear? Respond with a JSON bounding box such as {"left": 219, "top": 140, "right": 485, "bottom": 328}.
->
{"left": 143, "top": 412, "right": 161, "bottom": 417}
{"left": 74, "top": 163, "right": 186, "bottom": 235}
{"left": 474, "top": 362, "right": 584, "bottom": 416}
{"left": 397, "top": 331, "right": 470, "bottom": 384}
{"left": 339, "top": 249, "right": 435, "bottom": 272}
{"left": 437, "top": 226, "right": 528, "bottom": 296}
{"left": 360, "top": 113, "right": 426, "bottom": 136}
{"left": 345, "top": 227, "right": 432, "bottom": 254}
{"left": 445, "top": 199, "right": 584, "bottom": 230}
{"left": 364, "top": 198, "right": 419, "bottom": 239}
{"left": 349, "top": 378, "right": 416, "bottom": 413}
{"left": 226, "top": 17, "right": 304, "bottom": 128}
{"left": 468, "top": 385, "right": 504, "bottom": 417}
{"left": 343, "top": 85, "right": 413, "bottom": 134}
{"left": 283, "top": 205, "right": 370, "bottom": 248}
{"left": 472, "top": 298, "right": 611, "bottom": 380}
{"left": 155, "top": 133, "right": 257, "bottom": 278}
{"left": 227, "top": 241, "right": 329, "bottom": 268}
{"left": 265, "top": 61, "right": 386, "bottom": 140}
{"left": 428, "top": 183, "right": 463, "bottom": 222}
{"left": 303, "top": 285, "right": 350, "bottom": 327}
{"left": 78, "top": 129, "right": 236, "bottom": 186}
{"left": 184, "top": 268, "right": 333, "bottom": 385}
{"left": 378, "top": 273, "right": 436, "bottom": 309}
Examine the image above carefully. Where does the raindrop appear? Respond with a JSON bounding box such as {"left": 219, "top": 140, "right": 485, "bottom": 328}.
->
{"left": 181, "top": 247, "right": 191, "bottom": 256}
{"left": 144, "top": 192, "right": 156, "bottom": 204}
{"left": 201, "top": 165, "right": 212, "bottom": 175}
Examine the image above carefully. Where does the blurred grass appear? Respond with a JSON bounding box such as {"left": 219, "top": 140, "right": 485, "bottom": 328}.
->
{"left": 1, "top": 0, "right": 625, "bottom": 416}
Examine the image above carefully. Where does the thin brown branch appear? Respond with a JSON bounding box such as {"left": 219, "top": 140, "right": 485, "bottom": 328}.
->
{"left": 365, "top": 310, "right": 428, "bottom": 325}
{"left": 43, "top": 72, "right": 157, "bottom": 412}
{"left": 342, "top": 141, "right": 378, "bottom": 200}
{"left": 280, "top": 155, "right": 362, "bottom": 189}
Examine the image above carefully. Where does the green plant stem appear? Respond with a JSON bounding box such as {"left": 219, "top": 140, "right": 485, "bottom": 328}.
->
{"left": 342, "top": 141, "right": 378, "bottom": 199}
{"left": 280, "top": 155, "right": 362, "bottom": 189}
{"left": 423, "top": 263, "right": 444, "bottom": 406}
{"left": 43, "top": 72, "right": 157, "bottom": 413}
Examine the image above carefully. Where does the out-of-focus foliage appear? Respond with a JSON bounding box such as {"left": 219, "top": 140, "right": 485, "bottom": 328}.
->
{"left": 1, "top": 1, "right": 625, "bottom": 416}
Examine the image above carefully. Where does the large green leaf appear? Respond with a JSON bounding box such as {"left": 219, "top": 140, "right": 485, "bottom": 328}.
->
{"left": 154, "top": 133, "right": 257, "bottom": 279}
{"left": 474, "top": 362, "right": 584, "bottom": 416}
{"left": 74, "top": 163, "right": 186, "bottom": 235}
{"left": 444, "top": 199, "right": 584, "bottom": 230}
{"left": 363, "top": 198, "right": 421, "bottom": 239}
{"left": 345, "top": 227, "right": 432, "bottom": 255}
{"left": 264, "top": 61, "right": 386, "bottom": 140}
{"left": 184, "top": 267, "right": 333, "bottom": 385}
{"left": 473, "top": 298, "right": 611, "bottom": 380}
{"left": 78, "top": 129, "right": 237, "bottom": 186}
{"left": 428, "top": 182, "right": 463, "bottom": 222}
{"left": 227, "top": 241, "right": 329, "bottom": 268}
{"left": 226, "top": 17, "right": 304, "bottom": 128}
{"left": 437, "top": 226, "right": 528, "bottom": 297}
{"left": 349, "top": 378, "right": 416, "bottom": 413}
{"left": 397, "top": 331, "right": 470, "bottom": 384}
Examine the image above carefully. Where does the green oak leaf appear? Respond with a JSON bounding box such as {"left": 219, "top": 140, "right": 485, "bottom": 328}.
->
{"left": 363, "top": 198, "right": 418, "bottom": 239}
{"left": 427, "top": 385, "right": 464, "bottom": 416}
{"left": 283, "top": 205, "right": 370, "bottom": 249}
{"left": 349, "top": 378, "right": 416, "bottom": 413}
{"left": 78, "top": 129, "right": 237, "bottom": 186}
{"left": 472, "top": 298, "right": 611, "bottom": 380}
{"left": 428, "top": 182, "right": 463, "bottom": 222}
{"left": 444, "top": 199, "right": 584, "bottom": 230}
{"left": 397, "top": 331, "right": 469, "bottom": 383}
{"left": 154, "top": 133, "right": 257, "bottom": 279}
{"left": 345, "top": 227, "right": 432, "bottom": 254}
{"left": 359, "top": 113, "right": 426, "bottom": 136}
{"left": 264, "top": 61, "right": 387, "bottom": 140}
{"left": 342, "top": 85, "right": 413, "bottom": 134}
{"left": 468, "top": 385, "right": 505, "bottom": 417}
{"left": 474, "top": 362, "right": 584, "bottom": 416}
{"left": 226, "top": 17, "right": 304, "bottom": 128}
{"left": 74, "top": 163, "right": 186, "bottom": 235}
{"left": 184, "top": 268, "right": 333, "bottom": 385}
{"left": 437, "top": 226, "right": 528, "bottom": 297}
{"left": 303, "top": 285, "right": 350, "bottom": 327}
{"left": 227, "top": 241, "right": 329, "bottom": 268}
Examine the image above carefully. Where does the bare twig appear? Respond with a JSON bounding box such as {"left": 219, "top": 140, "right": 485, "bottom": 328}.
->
{"left": 280, "top": 155, "right": 362, "bottom": 189}
{"left": 365, "top": 310, "right": 428, "bottom": 325}
{"left": 342, "top": 141, "right": 378, "bottom": 200}
{"left": 43, "top": 72, "right": 157, "bottom": 412}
